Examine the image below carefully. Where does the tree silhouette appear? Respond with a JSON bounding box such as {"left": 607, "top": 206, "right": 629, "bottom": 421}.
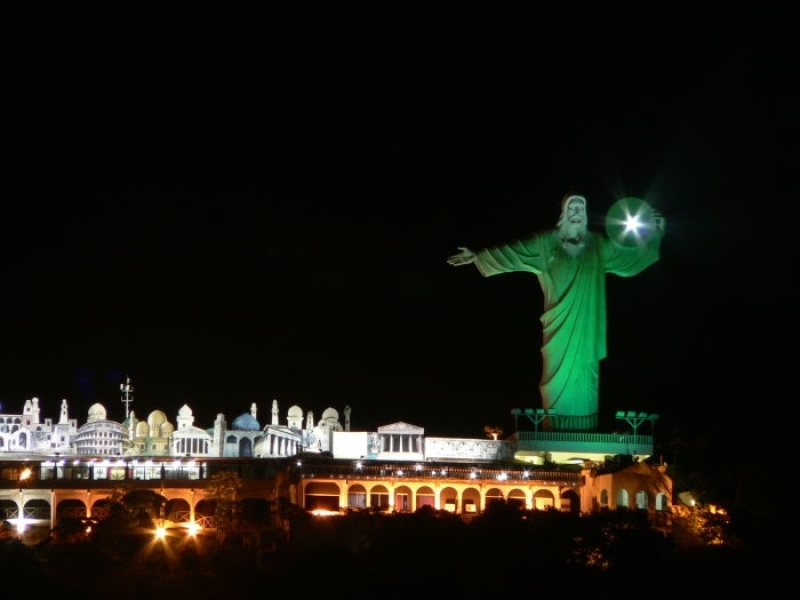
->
{"left": 203, "top": 470, "right": 242, "bottom": 541}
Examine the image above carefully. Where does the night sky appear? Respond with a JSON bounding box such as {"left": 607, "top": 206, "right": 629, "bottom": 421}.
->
{"left": 3, "top": 16, "right": 798, "bottom": 444}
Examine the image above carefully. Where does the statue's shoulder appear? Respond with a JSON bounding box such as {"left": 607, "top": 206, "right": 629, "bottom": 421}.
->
{"left": 527, "top": 228, "right": 558, "bottom": 244}
{"left": 515, "top": 229, "right": 558, "bottom": 251}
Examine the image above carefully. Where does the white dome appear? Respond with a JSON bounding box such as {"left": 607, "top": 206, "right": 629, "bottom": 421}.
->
{"left": 321, "top": 407, "right": 339, "bottom": 421}
{"left": 147, "top": 410, "right": 168, "bottom": 429}
{"left": 87, "top": 403, "right": 107, "bottom": 422}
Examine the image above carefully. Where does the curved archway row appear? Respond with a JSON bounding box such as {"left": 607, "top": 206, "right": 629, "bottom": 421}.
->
{"left": 0, "top": 488, "right": 234, "bottom": 542}
{"left": 300, "top": 480, "right": 580, "bottom": 514}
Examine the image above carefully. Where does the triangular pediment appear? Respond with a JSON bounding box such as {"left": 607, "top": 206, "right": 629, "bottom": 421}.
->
{"left": 377, "top": 421, "right": 424, "bottom": 434}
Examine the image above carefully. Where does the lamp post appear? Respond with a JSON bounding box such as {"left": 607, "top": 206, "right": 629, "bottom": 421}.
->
{"left": 614, "top": 411, "right": 659, "bottom": 438}
{"left": 16, "top": 467, "right": 32, "bottom": 539}
{"left": 17, "top": 488, "right": 24, "bottom": 539}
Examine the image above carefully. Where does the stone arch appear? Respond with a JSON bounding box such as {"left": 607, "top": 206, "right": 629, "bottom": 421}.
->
{"left": 238, "top": 436, "right": 253, "bottom": 458}
{"left": 0, "top": 498, "right": 16, "bottom": 522}
{"left": 91, "top": 498, "right": 112, "bottom": 521}
{"left": 56, "top": 498, "right": 87, "bottom": 523}
{"left": 485, "top": 487, "right": 504, "bottom": 507}
{"left": 165, "top": 497, "right": 191, "bottom": 523}
{"left": 346, "top": 484, "right": 367, "bottom": 510}
{"left": 369, "top": 484, "right": 390, "bottom": 511}
{"left": 195, "top": 498, "right": 217, "bottom": 528}
{"left": 22, "top": 497, "right": 51, "bottom": 514}
{"left": 462, "top": 486, "right": 481, "bottom": 513}
{"left": 415, "top": 485, "right": 435, "bottom": 511}
{"left": 533, "top": 489, "right": 556, "bottom": 510}
{"left": 304, "top": 481, "right": 341, "bottom": 512}
{"left": 394, "top": 484, "right": 413, "bottom": 512}
{"left": 439, "top": 486, "right": 458, "bottom": 512}
{"left": 507, "top": 488, "right": 527, "bottom": 509}
{"left": 561, "top": 488, "right": 580, "bottom": 514}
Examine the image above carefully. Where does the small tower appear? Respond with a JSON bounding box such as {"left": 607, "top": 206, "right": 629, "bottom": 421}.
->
{"left": 22, "top": 397, "right": 41, "bottom": 427}
{"left": 121, "top": 376, "right": 134, "bottom": 419}
{"left": 59, "top": 398, "right": 69, "bottom": 424}
{"left": 271, "top": 399, "right": 279, "bottom": 425}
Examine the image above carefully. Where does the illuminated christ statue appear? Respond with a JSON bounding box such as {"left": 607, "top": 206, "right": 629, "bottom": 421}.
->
{"left": 447, "top": 194, "right": 665, "bottom": 432}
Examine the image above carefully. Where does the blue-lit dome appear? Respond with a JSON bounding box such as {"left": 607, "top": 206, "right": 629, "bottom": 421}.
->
{"left": 231, "top": 413, "right": 260, "bottom": 431}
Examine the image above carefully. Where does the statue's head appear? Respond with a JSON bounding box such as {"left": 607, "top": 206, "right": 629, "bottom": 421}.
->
{"left": 556, "top": 194, "right": 588, "bottom": 241}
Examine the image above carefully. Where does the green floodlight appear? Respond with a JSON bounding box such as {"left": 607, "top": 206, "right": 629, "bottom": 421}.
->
{"left": 605, "top": 197, "right": 657, "bottom": 247}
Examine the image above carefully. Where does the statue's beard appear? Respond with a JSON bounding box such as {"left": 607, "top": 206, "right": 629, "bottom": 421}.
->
{"left": 560, "top": 221, "right": 587, "bottom": 242}
{"left": 558, "top": 221, "right": 588, "bottom": 255}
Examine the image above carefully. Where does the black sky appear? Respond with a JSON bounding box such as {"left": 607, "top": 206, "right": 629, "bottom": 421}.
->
{"left": 3, "top": 16, "right": 798, "bottom": 443}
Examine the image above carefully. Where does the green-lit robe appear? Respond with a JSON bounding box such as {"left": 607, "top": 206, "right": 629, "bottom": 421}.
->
{"left": 473, "top": 229, "right": 663, "bottom": 431}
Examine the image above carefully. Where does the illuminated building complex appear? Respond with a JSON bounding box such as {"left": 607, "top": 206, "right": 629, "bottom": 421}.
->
{"left": 0, "top": 381, "right": 672, "bottom": 542}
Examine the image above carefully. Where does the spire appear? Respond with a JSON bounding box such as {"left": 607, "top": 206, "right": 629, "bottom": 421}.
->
{"left": 120, "top": 376, "right": 134, "bottom": 419}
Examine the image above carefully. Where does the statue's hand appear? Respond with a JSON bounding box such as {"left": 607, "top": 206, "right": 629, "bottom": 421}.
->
{"left": 447, "top": 246, "right": 476, "bottom": 266}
